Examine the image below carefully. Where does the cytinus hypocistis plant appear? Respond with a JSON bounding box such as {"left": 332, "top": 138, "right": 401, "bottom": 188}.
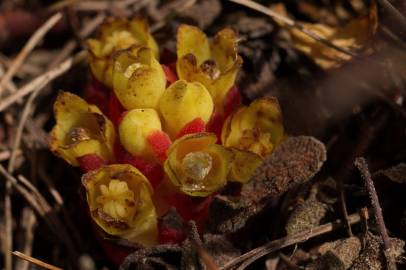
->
{"left": 49, "top": 16, "right": 285, "bottom": 262}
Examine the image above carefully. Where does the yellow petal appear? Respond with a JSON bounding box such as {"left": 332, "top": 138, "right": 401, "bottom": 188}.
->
{"left": 119, "top": 108, "right": 162, "bottom": 157}
{"left": 210, "top": 28, "right": 239, "bottom": 72}
{"left": 49, "top": 91, "right": 115, "bottom": 166}
{"left": 113, "top": 47, "right": 166, "bottom": 110}
{"left": 129, "top": 17, "right": 159, "bottom": 59}
{"left": 228, "top": 148, "right": 263, "bottom": 184}
{"left": 164, "top": 133, "right": 233, "bottom": 196}
{"left": 82, "top": 164, "right": 157, "bottom": 247}
{"left": 159, "top": 80, "right": 213, "bottom": 138}
{"left": 176, "top": 24, "right": 210, "bottom": 66}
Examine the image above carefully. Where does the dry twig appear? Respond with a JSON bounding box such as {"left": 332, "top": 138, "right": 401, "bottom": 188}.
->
{"left": 15, "top": 208, "right": 37, "bottom": 270}
{"left": 192, "top": 240, "right": 220, "bottom": 270}
{"left": 0, "top": 50, "right": 86, "bottom": 112}
{"left": 228, "top": 0, "right": 357, "bottom": 57}
{"left": 355, "top": 157, "right": 396, "bottom": 270}
{"left": 376, "top": 0, "right": 406, "bottom": 34}
{"left": 0, "top": 12, "right": 63, "bottom": 96}
{"left": 221, "top": 211, "right": 366, "bottom": 270}
{"left": 48, "top": 13, "right": 105, "bottom": 69}
{"left": 12, "top": 251, "right": 63, "bottom": 270}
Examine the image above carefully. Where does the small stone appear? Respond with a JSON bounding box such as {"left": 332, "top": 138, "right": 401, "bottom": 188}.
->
{"left": 307, "top": 237, "right": 361, "bottom": 270}
{"left": 350, "top": 233, "right": 404, "bottom": 270}
{"left": 286, "top": 198, "right": 328, "bottom": 235}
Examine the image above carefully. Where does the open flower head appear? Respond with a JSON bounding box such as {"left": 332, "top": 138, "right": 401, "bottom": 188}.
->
{"left": 113, "top": 47, "right": 166, "bottom": 110}
{"left": 82, "top": 164, "right": 158, "bottom": 246}
{"left": 159, "top": 80, "right": 213, "bottom": 138}
{"left": 164, "top": 133, "right": 233, "bottom": 197}
{"left": 49, "top": 91, "right": 116, "bottom": 166}
{"left": 88, "top": 17, "right": 159, "bottom": 87}
{"left": 176, "top": 24, "right": 242, "bottom": 109}
{"left": 222, "top": 97, "right": 285, "bottom": 159}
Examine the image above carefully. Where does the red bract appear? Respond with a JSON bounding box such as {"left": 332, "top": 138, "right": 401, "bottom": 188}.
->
{"left": 107, "top": 91, "right": 125, "bottom": 126}
{"left": 162, "top": 64, "right": 178, "bottom": 86}
{"left": 93, "top": 223, "right": 135, "bottom": 267}
{"left": 158, "top": 224, "right": 186, "bottom": 245}
{"left": 78, "top": 154, "right": 106, "bottom": 172}
{"left": 147, "top": 131, "right": 172, "bottom": 162}
{"left": 115, "top": 143, "right": 163, "bottom": 189}
{"left": 206, "top": 111, "right": 224, "bottom": 143}
{"left": 176, "top": 117, "right": 206, "bottom": 138}
{"left": 163, "top": 192, "right": 213, "bottom": 232}
{"left": 207, "top": 86, "right": 241, "bottom": 143}
{"left": 224, "top": 86, "right": 241, "bottom": 117}
{"left": 84, "top": 77, "right": 110, "bottom": 114}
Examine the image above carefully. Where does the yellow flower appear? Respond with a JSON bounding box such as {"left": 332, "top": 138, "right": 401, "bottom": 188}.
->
{"left": 49, "top": 91, "right": 115, "bottom": 167}
{"left": 159, "top": 80, "right": 213, "bottom": 138}
{"left": 222, "top": 97, "right": 285, "bottom": 159}
{"left": 118, "top": 108, "right": 162, "bottom": 158}
{"left": 176, "top": 24, "right": 242, "bottom": 109}
{"left": 112, "top": 47, "right": 166, "bottom": 110}
{"left": 164, "top": 133, "right": 233, "bottom": 197}
{"left": 88, "top": 17, "right": 159, "bottom": 88}
{"left": 82, "top": 164, "right": 158, "bottom": 246}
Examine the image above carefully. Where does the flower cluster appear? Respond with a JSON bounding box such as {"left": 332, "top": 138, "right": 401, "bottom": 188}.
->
{"left": 49, "top": 17, "right": 285, "bottom": 247}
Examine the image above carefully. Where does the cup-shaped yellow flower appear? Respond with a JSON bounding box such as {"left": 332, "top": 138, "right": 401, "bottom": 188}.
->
{"left": 49, "top": 91, "right": 115, "bottom": 167}
{"left": 164, "top": 133, "right": 233, "bottom": 197}
{"left": 222, "top": 97, "right": 285, "bottom": 159}
{"left": 82, "top": 164, "right": 158, "bottom": 246}
{"left": 112, "top": 47, "right": 166, "bottom": 110}
{"left": 119, "top": 108, "right": 161, "bottom": 158}
{"left": 176, "top": 24, "right": 242, "bottom": 109}
{"left": 159, "top": 80, "right": 214, "bottom": 138}
{"left": 88, "top": 17, "right": 159, "bottom": 88}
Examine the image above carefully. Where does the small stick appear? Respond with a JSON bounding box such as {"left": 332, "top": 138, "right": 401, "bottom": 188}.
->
{"left": 376, "top": 0, "right": 406, "bottom": 34}
{"left": 15, "top": 208, "right": 37, "bottom": 270}
{"left": 4, "top": 185, "right": 12, "bottom": 270}
{"left": 279, "top": 253, "right": 301, "bottom": 270}
{"left": 228, "top": 0, "right": 356, "bottom": 58}
{"left": 7, "top": 83, "right": 41, "bottom": 173}
{"left": 47, "top": 13, "right": 105, "bottom": 69}
{"left": 0, "top": 50, "right": 85, "bottom": 112}
{"left": 12, "top": 251, "right": 63, "bottom": 270}
{"left": 192, "top": 241, "right": 220, "bottom": 270}
{"left": 0, "top": 13, "right": 63, "bottom": 96}
{"left": 222, "top": 211, "right": 366, "bottom": 270}
{"left": 359, "top": 207, "right": 369, "bottom": 249}
{"left": 355, "top": 157, "right": 396, "bottom": 270}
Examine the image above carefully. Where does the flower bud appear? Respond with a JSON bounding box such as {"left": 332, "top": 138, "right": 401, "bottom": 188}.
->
{"left": 118, "top": 108, "right": 163, "bottom": 159}
{"left": 159, "top": 80, "right": 213, "bottom": 138}
{"left": 113, "top": 47, "right": 166, "bottom": 110}
{"left": 49, "top": 91, "right": 115, "bottom": 167}
{"left": 82, "top": 164, "right": 158, "bottom": 246}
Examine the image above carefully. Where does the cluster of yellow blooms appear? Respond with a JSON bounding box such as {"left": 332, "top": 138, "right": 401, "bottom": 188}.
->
{"left": 49, "top": 17, "right": 285, "bottom": 247}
